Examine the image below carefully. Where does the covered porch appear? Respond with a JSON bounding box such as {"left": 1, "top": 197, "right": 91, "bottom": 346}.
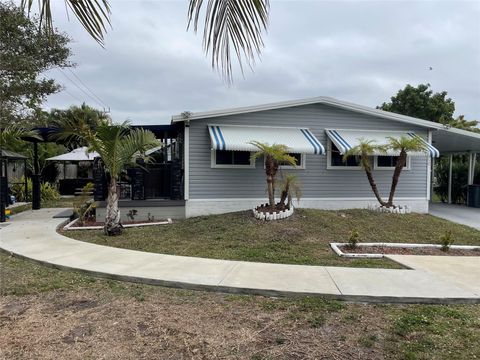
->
{"left": 431, "top": 127, "right": 480, "bottom": 207}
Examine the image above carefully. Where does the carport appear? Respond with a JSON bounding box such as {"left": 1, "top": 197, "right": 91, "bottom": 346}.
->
{"left": 430, "top": 126, "right": 480, "bottom": 205}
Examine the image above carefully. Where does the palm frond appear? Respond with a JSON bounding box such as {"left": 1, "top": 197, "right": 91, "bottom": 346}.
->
{"left": 0, "top": 124, "right": 41, "bottom": 147}
{"left": 21, "top": 0, "right": 111, "bottom": 45}
{"left": 387, "top": 135, "right": 427, "bottom": 153}
{"left": 188, "top": 0, "right": 270, "bottom": 83}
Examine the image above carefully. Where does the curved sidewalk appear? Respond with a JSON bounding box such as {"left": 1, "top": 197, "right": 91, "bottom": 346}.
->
{"left": 1, "top": 208, "right": 479, "bottom": 304}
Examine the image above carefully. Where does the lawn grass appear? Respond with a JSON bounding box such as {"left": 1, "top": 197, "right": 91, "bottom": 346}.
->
{"left": 1, "top": 252, "right": 479, "bottom": 359}
{"left": 64, "top": 208, "right": 480, "bottom": 269}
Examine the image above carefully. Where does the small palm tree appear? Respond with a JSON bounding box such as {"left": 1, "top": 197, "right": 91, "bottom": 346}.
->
{"left": 343, "top": 140, "right": 388, "bottom": 207}
{"left": 250, "top": 141, "right": 297, "bottom": 208}
{"left": 385, "top": 135, "right": 426, "bottom": 207}
{"left": 278, "top": 174, "right": 302, "bottom": 209}
{"left": 56, "top": 119, "right": 158, "bottom": 235}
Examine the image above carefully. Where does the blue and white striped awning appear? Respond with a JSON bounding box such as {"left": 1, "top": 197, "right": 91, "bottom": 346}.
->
{"left": 208, "top": 125, "right": 325, "bottom": 154}
{"left": 325, "top": 129, "right": 440, "bottom": 157}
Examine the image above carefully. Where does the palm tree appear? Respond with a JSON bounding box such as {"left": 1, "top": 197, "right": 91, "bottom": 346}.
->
{"left": 343, "top": 140, "right": 388, "bottom": 207}
{"left": 278, "top": 174, "right": 302, "bottom": 209}
{"left": 21, "top": 0, "right": 269, "bottom": 82}
{"left": 56, "top": 119, "right": 158, "bottom": 235}
{"left": 385, "top": 135, "right": 426, "bottom": 207}
{"left": 250, "top": 141, "right": 297, "bottom": 208}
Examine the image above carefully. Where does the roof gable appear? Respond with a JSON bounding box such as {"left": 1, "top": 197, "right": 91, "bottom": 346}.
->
{"left": 171, "top": 96, "right": 445, "bottom": 130}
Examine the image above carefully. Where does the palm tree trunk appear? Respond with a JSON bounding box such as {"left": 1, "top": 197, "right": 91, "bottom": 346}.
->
{"left": 267, "top": 175, "right": 275, "bottom": 207}
{"left": 364, "top": 168, "right": 388, "bottom": 207}
{"left": 104, "top": 177, "right": 122, "bottom": 236}
{"left": 387, "top": 150, "right": 407, "bottom": 207}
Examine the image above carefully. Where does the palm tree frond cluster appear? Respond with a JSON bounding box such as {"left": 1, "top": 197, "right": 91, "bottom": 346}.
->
{"left": 188, "top": 0, "right": 270, "bottom": 82}
{"left": 21, "top": 0, "right": 111, "bottom": 45}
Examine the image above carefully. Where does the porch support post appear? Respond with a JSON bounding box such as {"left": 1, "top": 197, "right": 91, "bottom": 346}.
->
{"left": 430, "top": 156, "right": 435, "bottom": 201}
{"left": 467, "top": 152, "right": 475, "bottom": 185}
{"left": 32, "top": 141, "right": 41, "bottom": 210}
{"left": 448, "top": 154, "right": 453, "bottom": 204}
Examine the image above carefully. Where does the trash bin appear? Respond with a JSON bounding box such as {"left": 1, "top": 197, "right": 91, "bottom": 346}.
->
{"left": 467, "top": 184, "right": 480, "bottom": 208}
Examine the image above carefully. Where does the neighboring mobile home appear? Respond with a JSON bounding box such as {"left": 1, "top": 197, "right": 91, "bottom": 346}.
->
{"left": 93, "top": 96, "right": 480, "bottom": 220}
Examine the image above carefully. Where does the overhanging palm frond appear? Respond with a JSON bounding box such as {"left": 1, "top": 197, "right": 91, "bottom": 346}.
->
{"left": 249, "top": 141, "right": 297, "bottom": 166}
{"left": 0, "top": 124, "right": 41, "bottom": 147}
{"left": 188, "top": 0, "right": 270, "bottom": 82}
{"left": 20, "top": 0, "right": 111, "bottom": 45}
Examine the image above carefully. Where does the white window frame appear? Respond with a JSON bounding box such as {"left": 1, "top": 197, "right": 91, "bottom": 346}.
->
{"left": 326, "top": 139, "right": 363, "bottom": 170}
{"left": 211, "top": 149, "right": 255, "bottom": 169}
{"left": 374, "top": 155, "right": 411, "bottom": 171}
{"left": 263, "top": 153, "right": 306, "bottom": 170}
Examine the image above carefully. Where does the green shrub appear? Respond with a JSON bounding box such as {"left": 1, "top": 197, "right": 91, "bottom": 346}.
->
{"left": 10, "top": 176, "right": 60, "bottom": 202}
{"left": 440, "top": 230, "right": 454, "bottom": 252}
{"left": 73, "top": 183, "right": 95, "bottom": 225}
{"left": 348, "top": 230, "right": 360, "bottom": 248}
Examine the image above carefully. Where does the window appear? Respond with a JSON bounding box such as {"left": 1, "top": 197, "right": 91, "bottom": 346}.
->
{"left": 279, "top": 153, "right": 305, "bottom": 169}
{"left": 375, "top": 156, "right": 410, "bottom": 170}
{"left": 327, "top": 141, "right": 361, "bottom": 169}
{"left": 211, "top": 150, "right": 255, "bottom": 168}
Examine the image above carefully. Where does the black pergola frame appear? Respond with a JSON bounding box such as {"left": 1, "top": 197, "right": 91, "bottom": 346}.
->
{"left": 0, "top": 150, "right": 28, "bottom": 222}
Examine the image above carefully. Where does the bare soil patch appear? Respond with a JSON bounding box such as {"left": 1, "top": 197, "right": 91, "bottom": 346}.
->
{"left": 0, "top": 289, "right": 389, "bottom": 360}
{"left": 339, "top": 245, "right": 480, "bottom": 256}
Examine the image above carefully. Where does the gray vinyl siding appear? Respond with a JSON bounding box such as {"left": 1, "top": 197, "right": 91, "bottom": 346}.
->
{"left": 188, "top": 103, "right": 429, "bottom": 199}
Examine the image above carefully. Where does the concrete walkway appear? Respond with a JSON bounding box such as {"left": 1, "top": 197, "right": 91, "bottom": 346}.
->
{"left": 1, "top": 209, "right": 479, "bottom": 304}
{"left": 429, "top": 202, "right": 480, "bottom": 230}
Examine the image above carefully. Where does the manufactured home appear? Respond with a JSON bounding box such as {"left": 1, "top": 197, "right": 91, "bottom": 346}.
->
{"left": 91, "top": 96, "right": 480, "bottom": 221}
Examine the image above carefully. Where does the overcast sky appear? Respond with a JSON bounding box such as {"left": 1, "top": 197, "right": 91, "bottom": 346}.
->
{"left": 41, "top": 0, "right": 480, "bottom": 125}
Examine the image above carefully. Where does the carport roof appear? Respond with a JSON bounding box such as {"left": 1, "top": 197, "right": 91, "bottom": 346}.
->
{"left": 432, "top": 127, "right": 480, "bottom": 153}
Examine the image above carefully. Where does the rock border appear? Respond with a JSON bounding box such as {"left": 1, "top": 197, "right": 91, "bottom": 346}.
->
{"left": 253, "top": 204, "right": 294, "bottom": 221}
{"left": 63, "top": 217, "right": 172, "bottom": 231}
{"left": 372, "top": 205, "right": 411, "bottom": 214}
{"left": 330, "top": 242, "right": 480, "bottom": 258}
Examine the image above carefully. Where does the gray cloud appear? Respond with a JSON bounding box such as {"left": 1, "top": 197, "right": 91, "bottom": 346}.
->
{"left": 42, "top": 0, "right": 480, "bottom": 124}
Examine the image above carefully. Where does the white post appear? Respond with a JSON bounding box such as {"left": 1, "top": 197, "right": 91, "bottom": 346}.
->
{"left": 473, "top": 153, "right": 477, "bottom": 183}
{"left": 467, "top": 152, "right": 475, "bottom": 185}
{"left": 184, "top": 122, "right": 190, "bottom": 201}
{"left": 427, "top": 130, "right": 433, "bottom": 201}
{"left": 448, "top": 154, "right": 453, "bottom": 204}
{"left": 430, "top": 156, "right": 435, "bottom": 201}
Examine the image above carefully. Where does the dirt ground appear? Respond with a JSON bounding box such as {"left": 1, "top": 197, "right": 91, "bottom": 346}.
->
{"left": 1, "top": 289, "right": 389, "bottom": 360}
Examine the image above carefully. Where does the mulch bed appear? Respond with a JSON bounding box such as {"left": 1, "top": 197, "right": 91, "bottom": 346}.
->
{"left": 70, "top": 219, "right": 163, "bottom": 228}
{"left": 339, "top": 245, "right": 480, "bottom": 256}
{"left": 255, "top": 203, "right": 289, "bottom": 214}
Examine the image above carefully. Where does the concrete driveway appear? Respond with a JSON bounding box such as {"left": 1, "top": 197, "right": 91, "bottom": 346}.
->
{"left": 429, "top": 202, "right": 480, "bottom": 230}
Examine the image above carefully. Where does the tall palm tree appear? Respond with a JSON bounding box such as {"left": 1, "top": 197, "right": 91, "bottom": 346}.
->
{"left": 56, "top": 119, "right": 158, "bottom": 235}
{"left": 21, "top": 0, "right": 269, "bottom": 82}
{"left": 343, "top": 140, "right": 388, "bottom": 207}
{"left": 385, "top": 135, "right": 426, "bottom": 207}
{"left": 250, "top": 141, "right": 296, "bottom": 208}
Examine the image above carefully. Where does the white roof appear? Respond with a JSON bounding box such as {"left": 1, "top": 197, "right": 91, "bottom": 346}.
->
{"left": 46, "top": 147, "right": 99, "bottom": 161}
{"left": 325, "top": 129, "right": 440, "bottom": 157}
{"left": 208, "top": 125, "right": 325, "bottom": 154}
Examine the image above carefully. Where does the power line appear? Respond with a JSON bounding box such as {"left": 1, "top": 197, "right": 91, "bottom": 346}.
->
{"left": 66, "top": 67, "right": 109, "bottom": 109}
{"left": 56, "top": 68, "right": 105, "bottom": 109}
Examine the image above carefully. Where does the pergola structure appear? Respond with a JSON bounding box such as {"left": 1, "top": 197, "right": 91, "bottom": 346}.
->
{"left": 430, "top": 126, "right": 480, "bottom": 204}
{"left": 0, "top": 150, "right": 28, "bottom": 222}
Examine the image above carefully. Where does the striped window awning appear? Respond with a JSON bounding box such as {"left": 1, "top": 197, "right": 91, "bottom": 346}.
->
{"left": 325, "top": 129, "right": 440, "bottom": 157}
{"left": 208, "top": 125, "right": 325, "bottom": 154}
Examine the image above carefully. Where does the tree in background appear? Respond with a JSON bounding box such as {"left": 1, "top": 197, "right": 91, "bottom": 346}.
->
{"left": 21, "top": 0, "right": 269, "bottom": 83}
{"left": 379, "top": 83, "right": 478, "bottom": 132}
{"left": 0, "top": 2, "right": 72, "bottom": 125}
